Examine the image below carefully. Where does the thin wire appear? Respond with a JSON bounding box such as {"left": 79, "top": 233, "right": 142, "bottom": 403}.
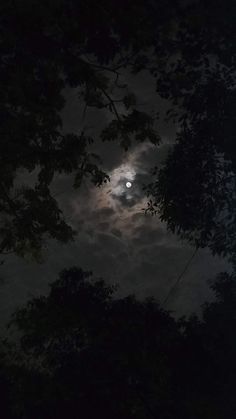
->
{"left": 162, "top": 247, "right": 198, "bottom": 308}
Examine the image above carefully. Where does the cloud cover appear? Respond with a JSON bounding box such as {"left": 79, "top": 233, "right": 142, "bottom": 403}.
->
{"left": 0, "top": 71, "right": 229, "bottom": 329}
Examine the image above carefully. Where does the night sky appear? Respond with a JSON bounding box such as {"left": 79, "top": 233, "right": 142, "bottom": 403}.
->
{"left": 0, "top": 71, "right": 228, "bottom": 329}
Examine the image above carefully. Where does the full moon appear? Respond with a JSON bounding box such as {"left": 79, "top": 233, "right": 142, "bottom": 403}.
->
{"left": 126, "top": 181, "right": 132, "bottom": 188}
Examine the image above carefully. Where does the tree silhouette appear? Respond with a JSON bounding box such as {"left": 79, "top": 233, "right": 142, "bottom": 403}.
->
{"left": 145, "top": 0, "right": 236, "bottom": 263}
{"left": 0, "top": 266, "right": 234, "bottom": 418}
{"left": 5, "top": 267, "right": 181, "bottom": 418}
{"left": 178, "top": 271, "right": 236, "bottom": 418}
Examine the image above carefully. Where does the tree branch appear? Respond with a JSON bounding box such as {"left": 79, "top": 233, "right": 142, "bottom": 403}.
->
{"left": 99, "top": 86, "right": 121, "bottom": 121}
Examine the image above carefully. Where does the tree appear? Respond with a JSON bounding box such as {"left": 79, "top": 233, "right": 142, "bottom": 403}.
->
{"left": 145, "top": 0, "right": 236, "bottom": 263}
{"left": 1, "top": 266, "right": 236, "bottom": 418}
{"left": 179, "top": 271, "right": 236, "bottom": 418}
{"left": 1, "top": 0, "right": 165, "bottom": 259}
{"left": 5, "top": 267, "right": 182, "bottom": 418}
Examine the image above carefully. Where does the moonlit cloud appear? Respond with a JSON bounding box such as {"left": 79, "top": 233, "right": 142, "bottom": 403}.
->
{"left": 108, "top": 162, "right": 136, "bottom": 196}
{"left": 87, "top": 142, "right": 157, "bottom": 215}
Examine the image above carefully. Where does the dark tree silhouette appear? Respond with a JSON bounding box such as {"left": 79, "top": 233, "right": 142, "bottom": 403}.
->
{"left": 0, "top": 266, "right": 235, "bottom": 418}
{"left": 178, "top": 271, "right": 236, "bottom": 418}
{"left": 145, "top": 0, "right": 236, "bottom": 263}
{"left": 5, "top": 267, "right": 181, "bottom": 419}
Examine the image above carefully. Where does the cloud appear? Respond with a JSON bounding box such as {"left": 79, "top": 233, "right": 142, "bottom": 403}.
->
{"left": 0, "top": 78, "right": 229, "bottom": 331}
{"left": 96, "top": 232, "right": 124, "bottom": 254}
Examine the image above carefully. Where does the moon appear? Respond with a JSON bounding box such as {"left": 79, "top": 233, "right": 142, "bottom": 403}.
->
{"left": 126, "top": 181, "right": 132, "bottom": 188}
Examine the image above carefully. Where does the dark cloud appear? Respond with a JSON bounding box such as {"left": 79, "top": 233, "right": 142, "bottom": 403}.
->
{"left": 132, "top": 226, "right": 166, "bottom": 246}
{"left": 97, "top": 207, "right": 115, "bottom": 217}
{"left": 98, "top": 222, "right": 110, "bottom": 230}
{"left": 110, "top": 228, "right": 122, "bottom": 238}
{"left": 96, "top": 232, "right": 124, "bottom": 253}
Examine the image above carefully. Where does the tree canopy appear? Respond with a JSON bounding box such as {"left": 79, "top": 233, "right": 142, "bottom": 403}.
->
{"left": 0, "top": 266, "right": 235, "bottom": 418}
{"left": 145, "top": 0, "right": 236, "bottom": 263}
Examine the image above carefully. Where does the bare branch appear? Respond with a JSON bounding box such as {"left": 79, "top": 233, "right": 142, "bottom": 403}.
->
{"left": 99, "top": 86, "right": 121, "bottom": 121}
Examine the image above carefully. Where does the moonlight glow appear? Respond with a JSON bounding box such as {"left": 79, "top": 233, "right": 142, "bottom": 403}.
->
{"left": 126, "top": 181, "right": 132, "bottom": 188}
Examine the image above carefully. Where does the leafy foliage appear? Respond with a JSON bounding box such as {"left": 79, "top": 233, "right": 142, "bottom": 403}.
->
{"left": 145, "top": 0, "right": 236, "bottom": 262}
{"left": 101, "top": 110, "right": 160, "bottom": 150}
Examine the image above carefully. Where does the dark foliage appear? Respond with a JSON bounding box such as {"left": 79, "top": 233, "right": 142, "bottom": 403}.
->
{"left": 145, "top": 0, "right": 236, "bottom": 263}
{"left": 0, "top": 267, "right": 235, "bottom": 418}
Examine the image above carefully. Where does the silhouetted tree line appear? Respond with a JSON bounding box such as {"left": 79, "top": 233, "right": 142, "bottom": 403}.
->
{"left": 0, "top": 267, "right": 235, "bottom": 418}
